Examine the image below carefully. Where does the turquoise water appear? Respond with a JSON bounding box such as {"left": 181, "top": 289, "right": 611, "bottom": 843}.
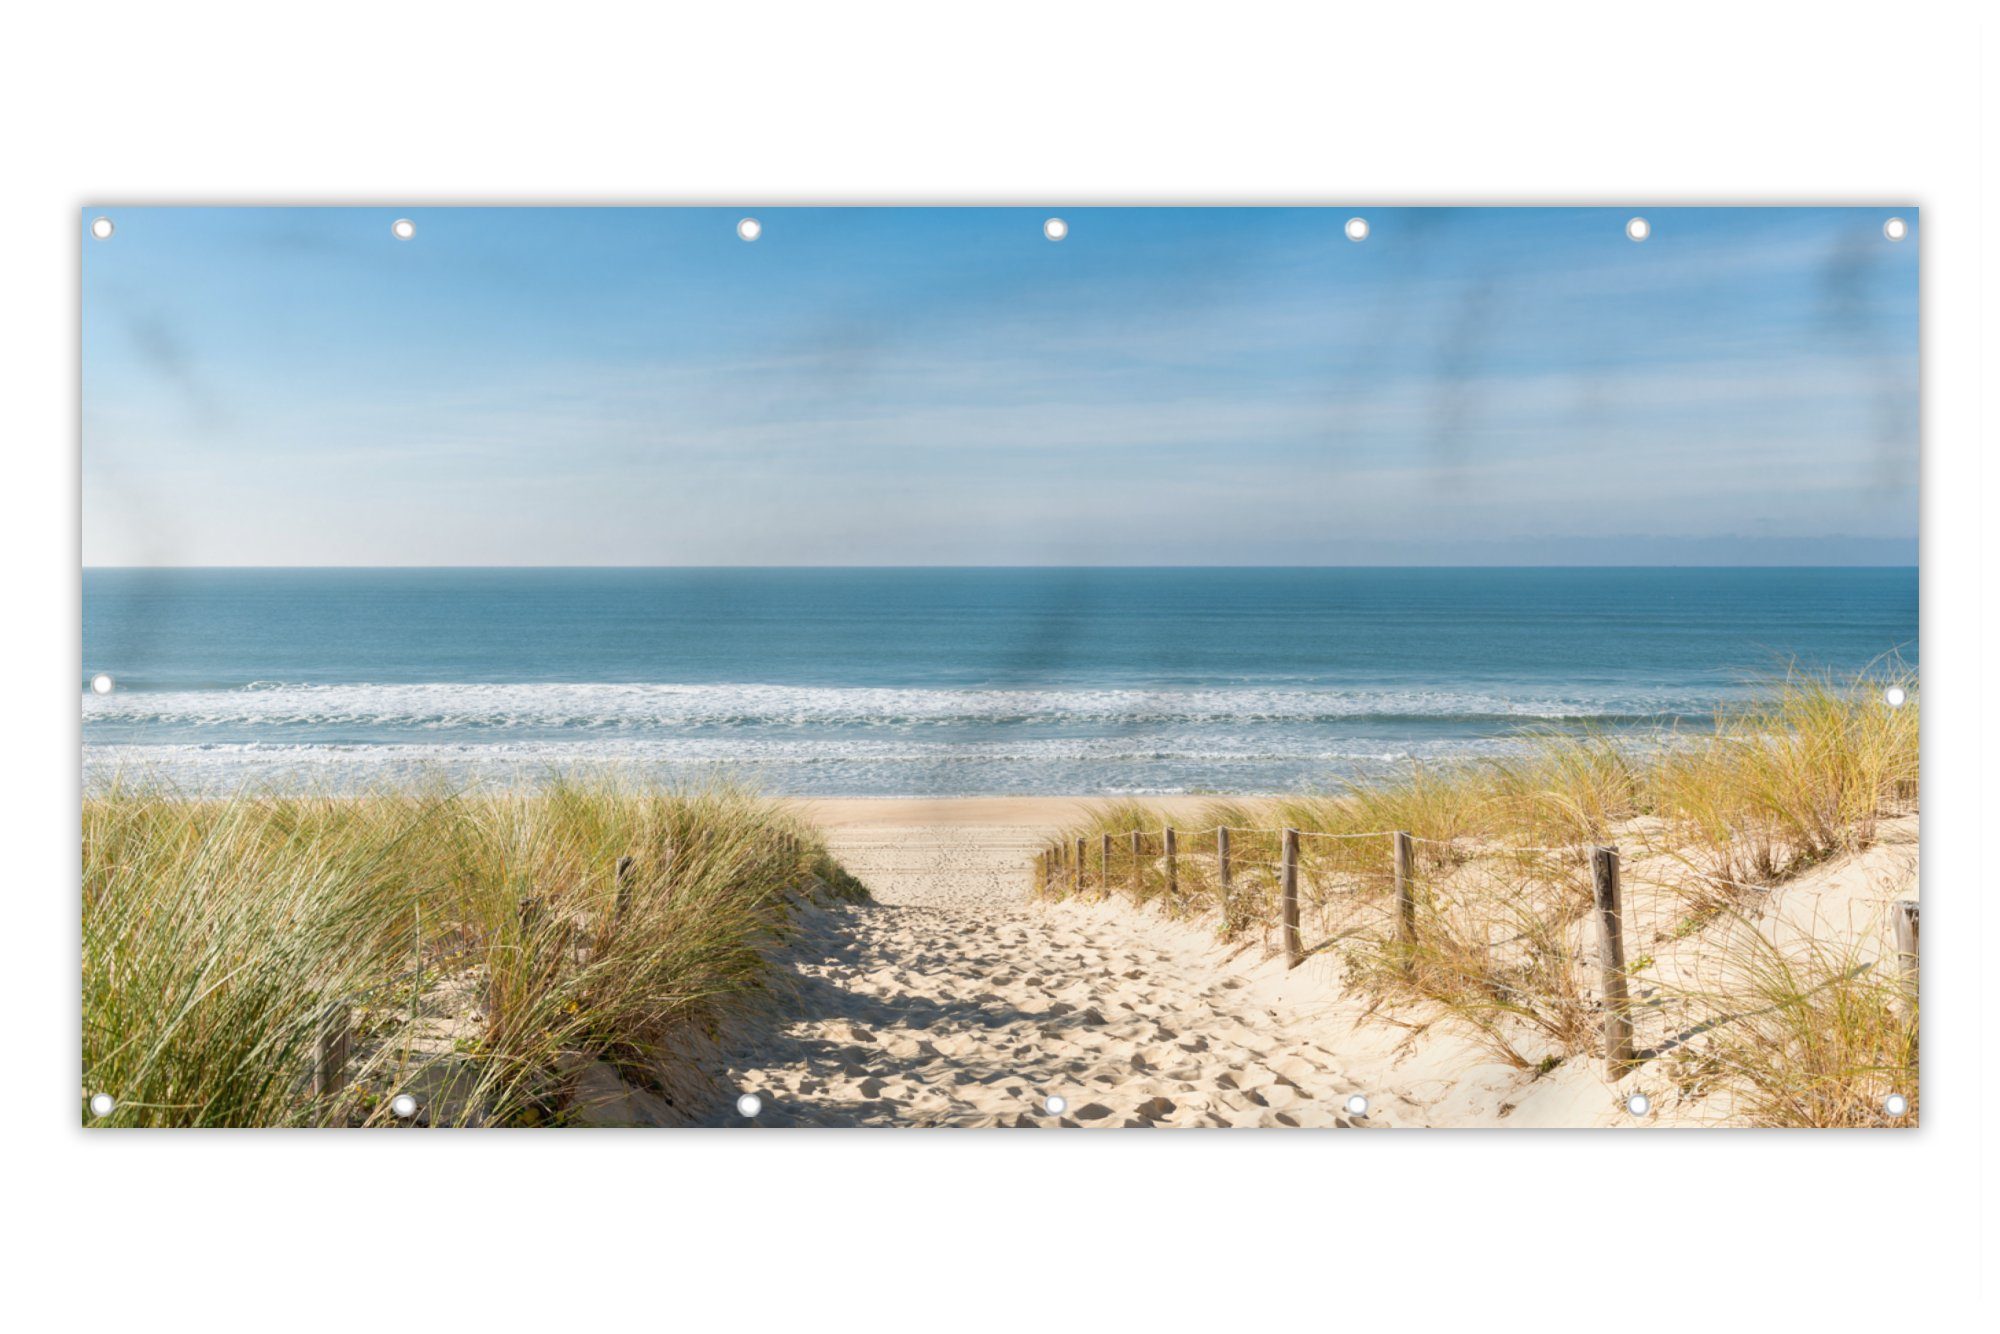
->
{"left": 81, "top": 567, "right": 1917, "bottom": 795}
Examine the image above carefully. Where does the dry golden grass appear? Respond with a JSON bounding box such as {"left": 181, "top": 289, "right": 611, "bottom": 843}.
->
{"left": 1036, "top": 669, "right": 1919, "bottom": 1123}
{"left": 82, "top": 778, "right": 863, "bottom": 1127}
{"left": 1674, "top": 926, "right": 1919, "bottom": 1127}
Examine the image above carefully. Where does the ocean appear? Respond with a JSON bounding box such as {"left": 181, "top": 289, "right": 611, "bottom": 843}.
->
{"left": 81, "top": 567, "right": 1918, "bottom": 796}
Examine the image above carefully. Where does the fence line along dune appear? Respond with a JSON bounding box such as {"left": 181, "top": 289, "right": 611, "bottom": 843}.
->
{"left": 1033, "top": 670, "right": 1919, "bottom": 1127}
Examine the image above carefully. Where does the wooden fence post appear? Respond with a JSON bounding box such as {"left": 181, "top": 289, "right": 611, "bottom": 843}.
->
{"left": 1216, "top": 826, "right": 1232, "bottom": 925}
{"left": 1163, "top": 827, "right": 1178, "bottom": 906}
{"left": 1280, "top": 828, "right": 1302, "bottom": 969}
{"left": 1392, "top": 831, "right": 1417, "bottom": 971}
{"left": 1100, "top": 833, "right": 1114, "bottom": 896}
{"left": 1130, "top": 830, "right": 1143, "bottom": 897}
{"left": 1590, "top": 845, "right": 1634, "bottom": 1074}
{"left": 1892, "top": 900, "right": 1919, "bottom": 999}
{"left": 1073, "top": 838, "right": 1085, "bottom": 897}
{"left": 614, "top": 855, "right": 636, "bottom": 923}
{"left": 313, "top": 1000, "right": 350, "bottom": 1098}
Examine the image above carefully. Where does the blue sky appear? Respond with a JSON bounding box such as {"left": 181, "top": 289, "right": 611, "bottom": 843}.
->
{"left": 81, "top": 206, "right": 1918, "bottom": 566}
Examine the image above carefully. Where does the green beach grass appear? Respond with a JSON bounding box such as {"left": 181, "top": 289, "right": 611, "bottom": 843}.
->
{"left": 81, "top": 779, "right": 864, "bottom": 1127}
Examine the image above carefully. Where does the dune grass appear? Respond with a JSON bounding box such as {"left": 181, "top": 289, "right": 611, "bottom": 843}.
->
{"left": 1679, "top": 928, "right": 1918, "bottom": 1127}
{"left": 1035, "top": 669, "right": 1919, "bottom": 1124}
{"left": 82, "top": 778, "right": 863, "bottom": 1127}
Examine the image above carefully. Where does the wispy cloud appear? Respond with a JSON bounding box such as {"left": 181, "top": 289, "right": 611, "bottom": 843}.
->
{"left": 82, "top": 206, "right": 1917, "bottom": 566}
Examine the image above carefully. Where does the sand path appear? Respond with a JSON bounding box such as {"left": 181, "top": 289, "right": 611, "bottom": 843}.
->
{"left": 698, "top": 803, "right": 1919, "bottom": 1129}
{"left": 704, "top": 808, "right": 1387, "bottom": 1128}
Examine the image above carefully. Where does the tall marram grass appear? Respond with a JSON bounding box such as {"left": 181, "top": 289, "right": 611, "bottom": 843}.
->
{"left": 1683, "top": 927, "right": 1919, "bottom": 1127}
{"left": 82, "top": 778, "right": 862, "bottom": 1127}
{"left": 1037, "top": 669, "right": 1919, "bottom": 1124}
{"left": 1650, "top": 667, "right": 1918, "bottom": 898}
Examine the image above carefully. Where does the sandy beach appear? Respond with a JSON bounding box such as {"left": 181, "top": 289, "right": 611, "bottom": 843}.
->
{"left": 701, "top": 797, "right": 1919, "bottom": 1128}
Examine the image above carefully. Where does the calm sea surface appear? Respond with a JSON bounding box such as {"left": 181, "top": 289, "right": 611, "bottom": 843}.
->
{"left": 81, "top": 568, "right": 1917, "bottom": 795}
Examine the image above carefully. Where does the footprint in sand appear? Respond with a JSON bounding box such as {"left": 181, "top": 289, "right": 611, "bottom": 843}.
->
{"left": 697, "top": 819, "right": 1396, "bottom": 1128}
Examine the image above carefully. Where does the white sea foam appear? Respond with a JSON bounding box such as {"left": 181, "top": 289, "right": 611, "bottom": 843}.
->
{"left": 80, "top": 680, "right": 1703, "bottom": 730}
{"left": 80, "top": 736, "right": 1532, "bottom": 796}
{"left": 83, "top": 735, "right": 1487, "bottom": 764}
{"left": 79, "top": 680, "right": 1715, "bottom": 795}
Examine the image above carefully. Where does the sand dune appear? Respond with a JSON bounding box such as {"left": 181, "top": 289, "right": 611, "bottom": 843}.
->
{"left": 695, "top": 801, "right": 1918, "bottom": 1128}
{"left": 702, "top": 803, "right": 1522, "bottom": 1126}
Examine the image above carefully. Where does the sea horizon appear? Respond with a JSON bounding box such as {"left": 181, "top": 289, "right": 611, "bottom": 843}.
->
{"left": 83, "top": 566, "right": 1918, "bottom": 797}
{"left": 73, "top": 203, "right": 1927, "bottom": 1142}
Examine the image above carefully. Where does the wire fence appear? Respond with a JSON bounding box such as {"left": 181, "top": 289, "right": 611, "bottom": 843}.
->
{"left": 1029, "top": 823, "right": 1919, "bottom": 1083}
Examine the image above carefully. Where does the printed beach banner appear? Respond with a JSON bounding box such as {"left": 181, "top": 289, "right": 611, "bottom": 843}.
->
{"left": 81, "top": 207, "right": 1918, "bottom": 1129}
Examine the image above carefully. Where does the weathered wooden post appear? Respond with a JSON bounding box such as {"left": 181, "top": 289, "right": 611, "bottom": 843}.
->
{"left": 1130, "top": 830, "right": 1144, "bottom": 897}
{"left": 1892, "top": 900, "right": 1919, "bottom": 999}
{"left": 1590, "top": 845, "right": 1635, "bottom": 1074}
{"left": 614, "top": 855, "right": 636, "bottom": 923}
{"left": 1280, "top": 828, "right": 1302, "bottom": 969}
{"left": 1163, "top": 827, "right": 1178, "bottom": 905}
{"left": 313, "top": 1000, "right": 350, "bottom": 1098}
{"left": 1035, "top": 851, "right": 1048, "bottom": 899}
{"left": 1073, "top": 838, "right": 1085, "bottom": 896}
{"left": 1392, "top": 831, "right": 1417, "bottom": 972}
{"left": 1100, "top": 832, "right": 1114, "bottom": 896}
{"left": 1216, "top": 826, "right": 1232, "bottom": 924}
